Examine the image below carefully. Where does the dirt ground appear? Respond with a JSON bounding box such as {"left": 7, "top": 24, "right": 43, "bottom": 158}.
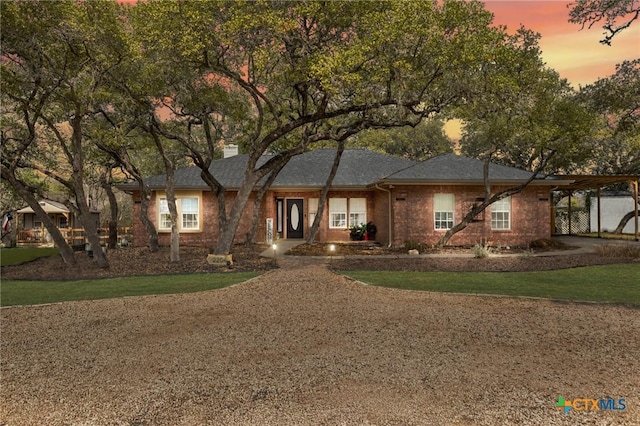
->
{"left": 2, "top": 240, "right": 638, "bottom": 280}
{"left": 1, "top": 256, "right": 639, "bottom": 425}
{"left": 0, "top": 244, "right": 274, "bottom": 281}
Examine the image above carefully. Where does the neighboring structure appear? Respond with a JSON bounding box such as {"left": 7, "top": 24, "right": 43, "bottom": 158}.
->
{"left": 223, "top": 144, "right": 239, "bottom": 158}
{"left": 120, "top": 149, "right": 567, "bottom": 248}
{"left": 16, "top": 199, "right": 100, "bottom": 245}
{"left": 590, "top": 192, "right": 637, "bottom": 234}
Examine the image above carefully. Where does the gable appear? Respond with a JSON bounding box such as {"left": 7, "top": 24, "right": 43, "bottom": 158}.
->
{"left": 17, "top": 200, "right": 70, "bottom": 214}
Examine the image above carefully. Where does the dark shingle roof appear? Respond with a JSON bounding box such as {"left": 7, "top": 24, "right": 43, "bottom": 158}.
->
{"left": 381, "top": 153, "right": 540, "bottom": 183}
{"left": 130, "top": 149, "right": 416, "bottom": 190}
{"left": 119, "top": 150, "right": 550, "bottom": 192}
{"left": 272, "top": 149, "right": 415, "bottom": 187}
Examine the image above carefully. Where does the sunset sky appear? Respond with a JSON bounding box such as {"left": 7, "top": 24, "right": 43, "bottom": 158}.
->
{"left": 483, "top": 1, "right": 640, "bottom": 88}
{"left": 441, "top": 1, "right": 639, "bottom": 139}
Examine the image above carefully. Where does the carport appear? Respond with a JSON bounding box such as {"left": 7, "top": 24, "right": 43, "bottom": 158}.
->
{"left": 552, "top": 174, "right": 640, "bottom": 241}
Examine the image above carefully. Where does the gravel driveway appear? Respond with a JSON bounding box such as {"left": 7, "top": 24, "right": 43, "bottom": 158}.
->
{"left": 1, "top": 257, "right": 639, "bottom": 425}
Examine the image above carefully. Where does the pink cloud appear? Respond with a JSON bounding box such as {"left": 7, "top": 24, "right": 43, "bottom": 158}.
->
{"left": 483, "top": 1, "right": 640, "bottom": 87}
{"left": 485, "top": 1, "right": 573, "bottom": 36}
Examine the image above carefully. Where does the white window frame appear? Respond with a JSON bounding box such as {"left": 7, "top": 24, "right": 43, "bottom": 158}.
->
{"left": 158, "top": 198, "right": 172, "bottom": 231}
{"left": 434, "top": 194, "right": 455, "bottom": 230}
{"left": 329, "top": 198, "right": 347, "bottom": 229}
{"left": 491, "top": 196, "right": 511, "bottom": 230}
{"left": 158, "top": 194, "right": 201, "bottom": 232}
{"left": 181, "top": 197, "right": 199, "bottom": 230}
{"left": 348, "top": 198, "right": 367, "bottom": 227}
{"left": 308, "top": 198, "right": 319, "bottom": 229}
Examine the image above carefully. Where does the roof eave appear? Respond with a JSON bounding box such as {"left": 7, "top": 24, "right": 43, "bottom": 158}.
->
{"left": 377, "top": 179, "right": 557, "bottom": 186}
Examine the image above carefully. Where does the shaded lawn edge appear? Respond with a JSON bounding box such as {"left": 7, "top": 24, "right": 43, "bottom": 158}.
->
{"left": 339, "top": 264, "right": 640, "bottom": 306}
{"left": 0, "top": 247, "right": 60, "bottom": 267}
{"left": 0, "top": 271, "right": 259, "bottom": 307}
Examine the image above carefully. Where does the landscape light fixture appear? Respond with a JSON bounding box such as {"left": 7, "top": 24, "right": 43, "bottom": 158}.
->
{"left": 272, "top": 243, "right": 277, "bottom": 266}
{"left": 329, "top": 244, "right": 335, "bottom": 268}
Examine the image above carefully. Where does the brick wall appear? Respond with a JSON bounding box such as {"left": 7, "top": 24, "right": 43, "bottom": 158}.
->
{"left": 390, "top": 185, "right": 551, "bottom": 247}
{"left": 267, "top": 190, "right": 377, "bottom": 242}
{"left": 129, "top": 185, "right": 549, "bottom": 248}
{"left": 373, "top": 190, "right": 391, "bottom": 246}
{"left": 131, "top": 190, "right": 239, "bottom": 248}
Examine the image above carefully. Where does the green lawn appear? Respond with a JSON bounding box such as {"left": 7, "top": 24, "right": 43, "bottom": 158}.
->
{"left": 341, "top": 264, "right": 640, "bottom": 305}
{"left": 0, "top": 272, "right": 258, "bottom": 307}
{"left": 0, "top": 247, "right": 60, "bottom": 266}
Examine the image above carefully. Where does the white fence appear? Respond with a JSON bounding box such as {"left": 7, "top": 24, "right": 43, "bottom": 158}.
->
{"left": 590, "top": 196, "right": 637, "bottom": 233}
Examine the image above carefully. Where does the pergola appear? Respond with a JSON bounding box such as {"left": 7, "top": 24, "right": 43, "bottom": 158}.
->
{"left": 552, "top": 175, "right": 640, "bottom": 241}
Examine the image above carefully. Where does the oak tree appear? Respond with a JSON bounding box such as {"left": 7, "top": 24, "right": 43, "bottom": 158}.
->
{"left": 132, "top": 0, "right": 511, "bottom": 255}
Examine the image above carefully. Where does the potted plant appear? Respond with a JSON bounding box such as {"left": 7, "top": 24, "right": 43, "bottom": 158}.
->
{"left": 349, "top": 223, "right": 366, "bottom": 241}
{"left": 366, "top": 222, "right": 377, "bottom": 241}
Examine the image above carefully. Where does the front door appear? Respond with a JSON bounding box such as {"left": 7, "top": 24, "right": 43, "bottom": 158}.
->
{"left": 286, "top": 199, "right": 304, "bottom": 239}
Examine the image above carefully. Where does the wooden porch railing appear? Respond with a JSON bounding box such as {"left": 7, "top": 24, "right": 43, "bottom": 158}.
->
{"left": 17, "top": 227, "right": 132, "bottom": 247}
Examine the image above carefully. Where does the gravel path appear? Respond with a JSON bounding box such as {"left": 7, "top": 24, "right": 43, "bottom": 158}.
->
{"left": 1, "top": 257, "right": 639, "bottom": 425}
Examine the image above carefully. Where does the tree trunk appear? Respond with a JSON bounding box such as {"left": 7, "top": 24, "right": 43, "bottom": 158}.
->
{"left": 437, "top": 157, "right": 492, "bottom": 247}
{"left": 139, "top": 184, "right": 159, "bottom": 252}
{"left": 151, "top": 127, "right": 180, "bottom": 261}
{"left": 166, "top": 182, "right": 180, "bottom": 262}
{"left": 614, "top": 210, "right": 640, "bottom": 234}
{"left": 247, "top": 160, "right": 290, "bottom": 243}
{"left": 100, "top": 173, "right": 119, "bottom": 249}
{"left": 69, "top": 115, "right": 109, "bottom": 269}
{"left": 307, "top": 142, "right": 345, "bottom": 243}
{"left": 436, "top": 207, "right": 484, "bottom": 248}
{"left": 211, "top": 147, "right": 311, "bottom": 254}
{"left": 161, "top": 165, "right": 180, "bottom": 262}
{"left": 213, "top": 175, "right": 260, "bottom": 255}
{"left": 97, "top": 144, "right": 159, "bottom": 252}
{"left": 71, "top": 185, "right": 108, "bottom": 268}
{"left": 77, "top": 201, "right": 108, "bottom": 268}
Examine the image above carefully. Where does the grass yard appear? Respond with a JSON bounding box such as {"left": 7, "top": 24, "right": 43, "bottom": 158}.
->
{"left": 0, "top": 272, "right": 258, "bottom": 307}
{"left": 342, "top": 264, "right": 640, "bottom": 305}
{"left": 0, "top": 247, "right": 60, "bottom": 266}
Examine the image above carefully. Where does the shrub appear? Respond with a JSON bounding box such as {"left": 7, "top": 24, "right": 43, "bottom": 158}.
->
{"left": 472, "top": 241, "right": 492, "bottom": 258}
{"left": 404, "top": 240, "right": 428, "bottom": 252}
{"left": 594, "top": 244, "right": 640, "bottom": 258}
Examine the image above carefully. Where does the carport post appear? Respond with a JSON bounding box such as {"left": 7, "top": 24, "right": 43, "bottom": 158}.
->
{"left": 568, "top": 191, "right": 573, "bottom": 235}
{"left": 633, "top": 180, "right": 639, "bottom": 241}
{"left": 597, "top": 187, "right": 601, "bottom": 238}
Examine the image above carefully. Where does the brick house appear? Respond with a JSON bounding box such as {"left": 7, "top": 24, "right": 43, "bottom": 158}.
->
{"left": 121, "top": 149, "right": 562, "bottom": 248}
